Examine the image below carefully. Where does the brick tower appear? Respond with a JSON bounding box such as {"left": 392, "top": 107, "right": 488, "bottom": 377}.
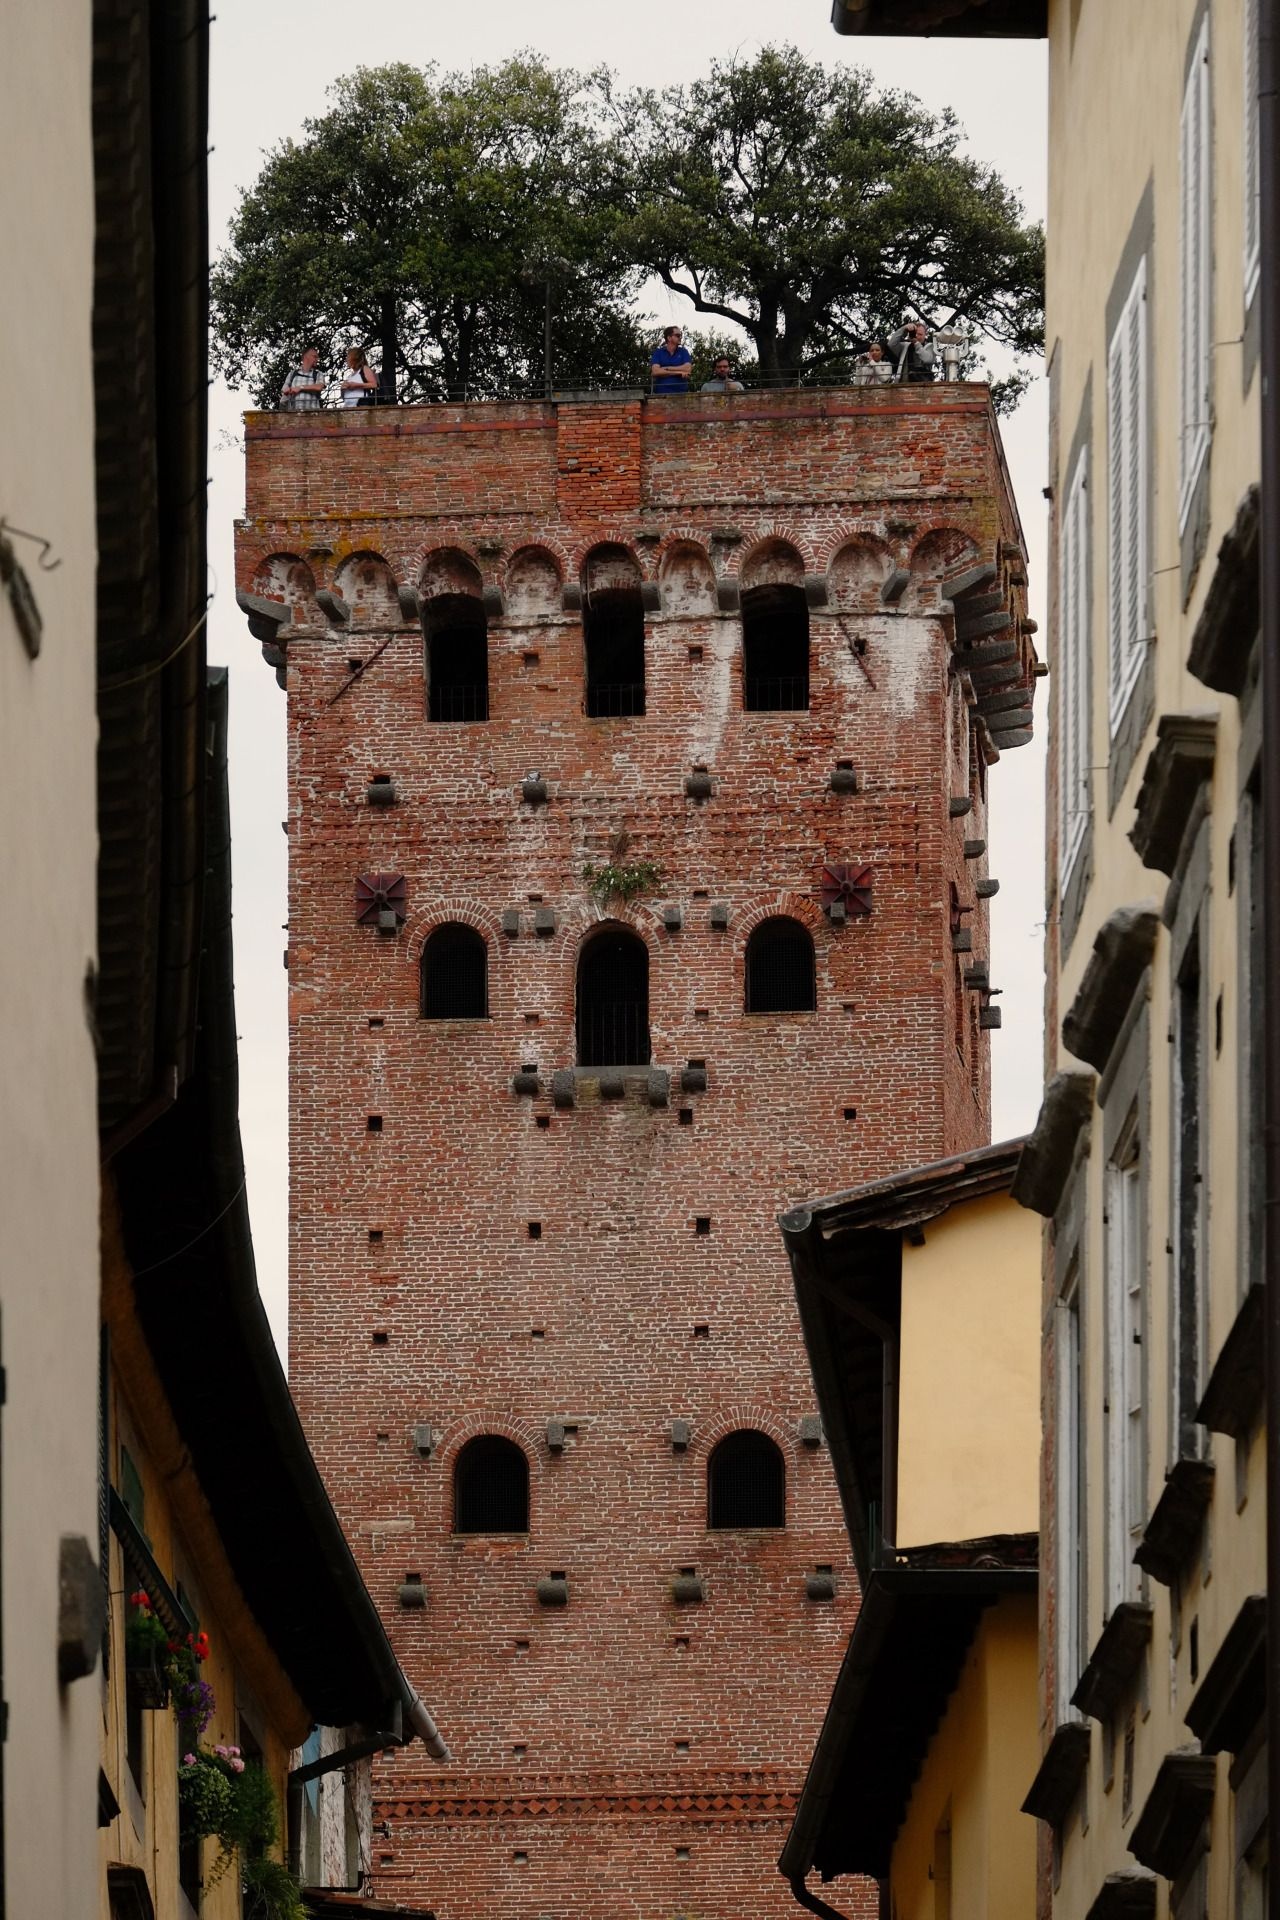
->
{"left": 236, "top": 384, "right": 1035, "bottom": 1920}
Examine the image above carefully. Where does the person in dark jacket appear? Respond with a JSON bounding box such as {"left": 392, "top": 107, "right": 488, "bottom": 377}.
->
{"left": 887, "top": 322, "right": 937, "bottom": 384}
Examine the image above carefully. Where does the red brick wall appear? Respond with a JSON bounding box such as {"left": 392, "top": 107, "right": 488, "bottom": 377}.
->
{"left": 239, "top": 388, "right": 1031, "bottom": 1920}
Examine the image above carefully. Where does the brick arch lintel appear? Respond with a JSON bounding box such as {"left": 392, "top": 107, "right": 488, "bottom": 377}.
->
{"left": 818, "top": 524, "right": 896, "bottom": 573}
{"left": 684, "top": 1404, "right": 799, "bottom": 1467}
{"left": 403, "top": 901, "right": 506, "bottom": 965}
{"left": 728, "top": 525, "right": 816, "bottom": 583}
{"left": 431, "top": 1415, "right": 542, "bottom": 1539}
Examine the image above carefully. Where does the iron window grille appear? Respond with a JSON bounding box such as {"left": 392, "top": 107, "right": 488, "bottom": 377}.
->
{"left": 745, "top": 917, "right": 816, "bottom": 1013}
{"left": 577, "top": 928, "right": 651, "bottom": 1066}
{"left": 421, "top": 924, "right": 488, "bottom": 1019}
{"left": 454, "top": 1435, "right": 529, "bottom": 1534}
{"left": 741, "top": 584, "right": 810, "bottom": 711}
{"left": 708, "top": 1431, "right": 785, "bottom": 1529}
{"left": 584, "top": 589, "right": 646, "bottom": 717}
{"left": 425, "top": 595, "right": 489, "bottom": 721}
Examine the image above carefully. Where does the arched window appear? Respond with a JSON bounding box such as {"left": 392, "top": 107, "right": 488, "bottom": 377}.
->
{"left": 424, "top": 594, "right": 489, "bottom": 721}
{"left": 421, "top": 924, "right": 487, "bottom": 1019}
{"left": 741, "top": 583, "right": 810, "bottom": 710}
{"left": 583, "top": 548, "right": 646, "bottom": 717}
{"left": 708, "top": 1431, "right": 785, "bottom": 1529}
{"left": 745, "top": 917, "right": 816, "bottom": 1014}
{"left": 576, "top": 927, "right": 651, "bottom": 1067}
{"left": 453, "top": 1435, "right": 529, "bottom": 1534}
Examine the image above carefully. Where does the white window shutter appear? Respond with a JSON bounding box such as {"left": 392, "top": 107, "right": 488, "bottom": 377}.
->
{"left": 1107, "top": 254, "right": 1148, "bottom": 726}
{"left": 1107, "top": 324, "right": 1127, "bottom": 720}
{"left": 1180, "top": 19, "right": 1212, "bottom": 521}
{"left": 1059, "top": 448, "right": 1090, "bottom": 886}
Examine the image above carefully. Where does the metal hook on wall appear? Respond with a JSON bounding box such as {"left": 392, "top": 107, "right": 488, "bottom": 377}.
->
{"left": 0, "top": 520, "right": 62, "bottom": 571}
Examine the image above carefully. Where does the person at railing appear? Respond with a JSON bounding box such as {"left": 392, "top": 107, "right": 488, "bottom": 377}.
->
{"left": 851, "top": 340, "right": 894, "bottom": 386}
{"left": 340, "top": 346, "right": 378, "bottom": 408}
{"left": 886, "top": 321, "right": 937, "bottom": 385}
{"left": 700, "top": 355, "right": 745, "bottom": 394}
{"left": 280, "top": 344, "right": 325, "bottom": 410}
{"left": 650, "top": 326, "right": 692, "bottom": 394}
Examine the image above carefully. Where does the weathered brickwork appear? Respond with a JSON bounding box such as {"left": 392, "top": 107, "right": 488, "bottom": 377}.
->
{"left": 237, "top": 387, "right": 1035, "bottom": 1920}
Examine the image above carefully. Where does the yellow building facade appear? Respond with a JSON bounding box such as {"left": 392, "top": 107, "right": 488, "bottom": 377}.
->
{"left": 780, "top": 1145, "right": 1041, "bottom": 1919}
{"left": 1012, "top": 3, "right": 1267, "bottom": 1915}
{"left": 835, "top": 2, "right": 1268, "bottom": 1911}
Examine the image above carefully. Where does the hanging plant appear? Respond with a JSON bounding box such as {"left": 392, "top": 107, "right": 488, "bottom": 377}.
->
{"left": 583, "top": 832, "right": 663, "bottom": 905}
{"left": 125, "top": 1592, "right": 171, "bottom": 1710}
{"left": 241, "top": 1855, "right": 308, "bottom": 1920}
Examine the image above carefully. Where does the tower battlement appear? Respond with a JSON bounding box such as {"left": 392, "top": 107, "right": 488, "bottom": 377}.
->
{"left": 237, "top": 384, "right": 1034, "bottom": 1920}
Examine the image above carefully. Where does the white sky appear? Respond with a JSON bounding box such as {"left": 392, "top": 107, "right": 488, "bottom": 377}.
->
{"left": 207, "top": 7, "right": 1050, "bottom": 1354}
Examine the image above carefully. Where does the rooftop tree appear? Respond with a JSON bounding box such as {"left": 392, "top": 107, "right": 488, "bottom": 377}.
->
{"left": 211, "top": 58, "right": 645, "bottom": 405}
{"left": 602, "top": 45, "right": 1044, "bottom": 399}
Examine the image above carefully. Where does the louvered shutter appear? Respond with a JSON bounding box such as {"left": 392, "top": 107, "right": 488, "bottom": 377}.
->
{"left": 1108, "top": 257, "right": 1148, "bottom": 725}
{"left": 1179, "top": 19, "right": 1211, "bottom": 521}
{"left": 1059, "top": 448, "right": 1090, "bottom": 885}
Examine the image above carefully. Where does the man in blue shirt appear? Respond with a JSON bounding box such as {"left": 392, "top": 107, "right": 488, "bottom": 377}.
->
{"left": 650, "top": 326, "right": 692, "bottom": 394}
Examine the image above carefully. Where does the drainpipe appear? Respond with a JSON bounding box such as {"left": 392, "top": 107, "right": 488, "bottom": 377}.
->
{"left": 788, "top": 1874, "right": 856, "bottom": 1920}
{"left": 1261, "top": 3, "right": 1280, "bottom": 1913}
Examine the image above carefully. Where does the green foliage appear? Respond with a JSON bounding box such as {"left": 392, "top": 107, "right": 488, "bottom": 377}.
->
{"left": 604, "top": 46, "right": 1044, "bottom": 389}
{"left": 177, "top": 1754, "right": 234, "bottom": 1842}
{"left": 211, "top": 57, "right": 646, "bottom": 406}
{"left": 241, "top": 1855, "right": 308, "bottom": 1920}
{"left": 582, "top": 859, "right": 664, "bottom": 905}
{"left": 220, "top": 1761, "right": 280, "bottom": 1859}
{"left": 212, "top": 46, "right": 1042, "bottom": 409}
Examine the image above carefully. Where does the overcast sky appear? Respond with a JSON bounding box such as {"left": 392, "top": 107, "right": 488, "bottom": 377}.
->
{"left": 206, "top": 7, "right": 1050, "bottom": 1354}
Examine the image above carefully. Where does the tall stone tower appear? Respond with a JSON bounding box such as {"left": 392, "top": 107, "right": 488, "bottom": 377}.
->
{"left": 237, "top": 384, "right": 1035, "bottom": 1920}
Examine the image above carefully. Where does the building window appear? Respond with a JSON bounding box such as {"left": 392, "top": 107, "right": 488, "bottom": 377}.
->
{"left": 576, "top": 927, "right": 651, "bottom": 1067}
{"left": 707, "top": 1431, "right": 785, "bottom": 1529}
{"left": 1245, "top": 0, "right": 1261, "bottom": 306}
{"left": 1104, "top": 1123, "right": 1145, "bottom": 1612}
{"left": 744, "top": 917, "right": 816, "bottom": 1014}
{"left": 1056, "top": 1260, "right": 1087, "bottom": 1720}
{"left": 1107, "top": 254, "right": 1150, "bottom": 726}
{"left": 454, "top": 1436, "right": 529, "bottom": 1534}
{"left": 1059, "top": 446, "right": 1091, "bottom": 888}
{"left": 420, "top": 923, "right": 488, "bottom": 1020}
{"left": 425, "top": 594, "right": 488, "bottom": 721}
{"left": 1172, "top": 922, "right": 1207, "bottom": 1458}
{"left": 583, "top": 549, "right": 646, "bottom": 717}
{"left": 741, "top": 583, "right": 810, "bottom": 710}
{"left": 1179, "top": 13, "right": 1212, "bottom": 526}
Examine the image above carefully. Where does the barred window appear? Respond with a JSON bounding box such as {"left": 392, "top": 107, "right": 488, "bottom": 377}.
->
{"left": 421, "top": 924, "right": 487, "bottom": 1019}
{"left": 425, "top": 594, "right": 489, "bottom": 721}
{"left": 745, "top": 917, "right": 815, "bottom": 1013}
{"left": 742, "top": 584, "right": 809, "bottom": 711}
{"left": 584, "top": 546, "right": 646, "bottom": 717}
{"left": 708, "top": 1431, "right": 785, "bottom": 1529}
{"left": 454, "top": 1436, "right": 529, "bottom": 1534}
{"left": 577, "top": 927, "right": 651, "bottom": 1066}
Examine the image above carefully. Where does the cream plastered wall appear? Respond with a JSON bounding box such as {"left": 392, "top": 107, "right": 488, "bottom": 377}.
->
{"left": 896, "top": 1192, "right": 1040, "bottom": 1550}
{"left": 100, "top": 1385, "right": 295, "bottom": 1920}
{"left": 889, "top": 1594, "right": 1039, "bottom": 1920}
{"left": 1045, "top": 0, "right": 1262, "bottom": 1914}
{"left": 0, "top": 4, "right": 101, "bottom": 1915}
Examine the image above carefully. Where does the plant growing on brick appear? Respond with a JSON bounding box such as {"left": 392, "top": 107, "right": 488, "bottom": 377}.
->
{"left": 583, "top": 833, "right": 663, "bottom": 904}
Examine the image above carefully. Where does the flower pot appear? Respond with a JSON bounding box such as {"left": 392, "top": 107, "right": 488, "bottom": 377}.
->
{"left": 126, "top": 1643, "right": 170, "bottom": 1710}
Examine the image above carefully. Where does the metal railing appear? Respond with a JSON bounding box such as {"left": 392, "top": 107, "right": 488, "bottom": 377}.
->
{"left": 428, "top": 682, "right": 489, "bottom": 722}
{"left": 576, "top": 1003, "right": 651, "bottom": 1069}
{"left": 743, "top": 676, "right": 810, "bottom": 713}
{"left": 264, "top": 361, "right": 977, "bottom": 415}
{"left": 586, "top": 681, "right": 646, "bottom": 718}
